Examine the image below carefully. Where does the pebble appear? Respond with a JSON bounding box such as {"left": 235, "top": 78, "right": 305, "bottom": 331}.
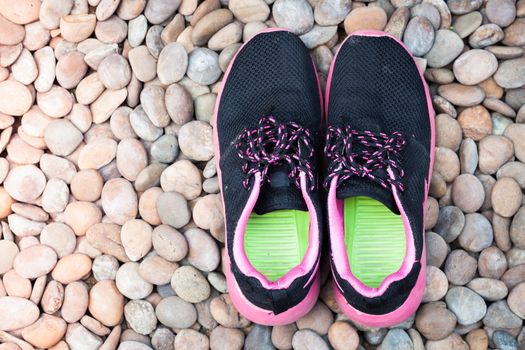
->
{"left": 174, "top": 329, "right": 209, "bottom": 350}
{"left": 56, "top": 51, "right": 87, "bottom": 89}
{"left": 469, "top": 24, "right": 504, "bottom": 48}
{"left": 478, "top": 135, "right": 514, "bottom": 175}
{"left": 426, "top": 231, "right": 448, "bottom": 267}
{"left": 178, "top": 121, "right": 214, "bottom": 161}
{"left": 165, "top": 83, "right": 194, "bottom": 125}
{"left": 116, "top": 138, "right": 147, "bottom": 181}
{"left": 45, "top": 119, "right": 83, "bottom": 156}
{"left": 344, "top": 7, "right": 387, "bottom": 34}
{"left": 128, "top": 46, "right": 157, "bottom": 82}
{"left": 155, "top": 296, "right": 197, "bottom": 329}
{"left": 156, "top": 191, "right": 191, "bottom": 228}
{"left": 385, "top": 7, "right": 410, "bottom": 39}
{"left": 486, "top": 0, "right": 516, "bottom": 28}
{"left": 101, "top": 178, "right": 138, "bottom": 225}
{"left": 129, "top": 106, "right": 163, "bottom": 141}
{"left": 139, "top": 255, "right": 176, "bottom": 285}
{"left": 41, "top": 280, "right": 64, "bottom": 314}
{"left": 192, "top": 9, "right": 233, "bottom": 46}
{"left": 140, "top": 85, "right": 170, "bottom": 128}
{"left": 124, "top": 300, "right": 157, "bottom": 335}
{"left": 229, "top": 0, "right": 269, "bottom": 23}
{"left": 0, "top": 80, "right": 32, "bottom": 116}
{"left": 445, "top": 249, "right": 477, "bottom": 285}
{"left": 14, "top": 244, "right": 57, "bottom": 279}
{"left": 459, "top": 139, "right": 478, "bottom": 174}
{"left": 51, "top": 253, "right": 92, "bottom": 284}
{"left": 453, "top": 49, "right": 498, "bottom": 86}
{"left": 503, "top": 18, "right": 525, "bottom": 46}
{"left": 144, "top": 0, "right": 180, "bottom": 24}
{"left": 115, "top": 262, "right": 153, "bottom": 300}
{"left": 483, "top": 300, "right": 522, "bottom": 329}
{"left": 448, "top": 0, "right": 482, "bottom": 14}
{"left": 89, "top": 280, "right": 124, "bottom": 327}
{"left": 415, "top": 301, "right": 457, "bottom": 340}
{"left": 445, "top": 286, "right": 487, "bottom": 325}
{"left": 64, "top": 201, "right": 102, "bottom": 236}
{"left": 0, "top": 14, "right": 25, "bottom": 46}
{"left": 60, "top": 14, "right": 96, "bottom": 42}
{"left": 291, "top": 329, "right": 329, "bottom": 350}
{"left": 273, "top": 0, "right": 313, "bottom": 35}
{"left": 0, "top": 296, "right": 39, "bottom": 331}
{"left": 171, "top": 265, "right": 211, "bottom": 303}
{"left": 381, "top": 329, "right": 413, "bottom": 350}
{"left": 425, "top": 31, "right": 463, "bottom": 68}
{"left": 504, "top": 123, "right": 525, "bottom": 162}
{"left": 452, "top": 174, "right": 484, "bottom": 213}
{"left": 66, "top": 323, "right": 103, "bottom": 350}
{"left": 403, "top": 16, "right": 435, "bottom": 57}
{"left": 157, "top": 43, "right": 187, "bottom": 85}
{"left": 187, "top": 48, "right": 222, "bottom": 85}
{"left": 423, "top": 265, "right": 448, "bottom": 302}
{"left": 453, "top": 12, "right": 482, "bottom": 39}
{"left": 438, "top": 83, "right": 485, "bottom": 107}
{"left": 120, "top": 219, "right": 152, "bottom": 262}
{"left": 38, "top": 85, "right": 74, "bottom": 118}
{"left": 296, "top": 301, "right": 333, "bottom": 335}
{"left": 493, "top": 330, "right": 519, "bottom": 350}
{"left": 151, "top": 225, "right": 188, "bottom": 262}
{"left": 492, "top": 177, "right": 522, "bottom": 218}
{"left": 61, "top": 281, "right": 89, "bottom": 324}
{"left": 160, "top": 160, "right": 202, "bottom": 200}
{"left": 468, "top": 278, "right": 508, "bottom": 301}
{"left": 435, "top": 205, "right": 465, "bottom": 242}
{"left": 327, "top": 321, "right": 359, "bottom": 350}
{"left": 21, "top": 314, "right": 67, "bottom": 349}
{"left": 184, "top": 228, "right": 220, "bottom": 271}
{"left": 457, "top": 105, "right": 492, "bottom": 141}
{"left": 315, "top": 0, "right": 352, "bottom": 26}
{"left": 92, "top": 254, "right": 119, "bottom": 281}
{"left": 458, "top": 213, "right": 493, "bottom": 252}
{"left": 98, "top": 54, "right": 131, "bottom": 90}
{"left": 479, "top": 246, "right": 508, "bottom": 279}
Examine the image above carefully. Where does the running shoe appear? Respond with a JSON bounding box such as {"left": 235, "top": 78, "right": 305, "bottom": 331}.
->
{"left": 213, "top": 29, "right": 323, "bottom": 325}
{"left": 325, "top": 30, "right": 435, "bottom": 327}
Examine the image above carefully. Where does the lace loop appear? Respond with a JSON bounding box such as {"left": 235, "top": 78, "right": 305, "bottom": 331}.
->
{"left": 324, "top": 125, "right": 406, "bottom": 192}
{"left": 235, "top": 116, "right": 316, "bottom": 191}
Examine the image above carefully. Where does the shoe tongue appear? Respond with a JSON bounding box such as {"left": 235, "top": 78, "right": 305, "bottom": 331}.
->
{"left": 336, "top": 177, "right": 400, "bottom": 215}
{"left": 253, "top": 165, "right": 308, "bottom": 215}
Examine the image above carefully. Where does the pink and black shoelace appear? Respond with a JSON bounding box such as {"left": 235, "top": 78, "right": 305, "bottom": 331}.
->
{"left": 324, "top": 125, "right": 406, "bottom": 192}
{"left": 235, "top": 116, "right": 316, "bottom": 191}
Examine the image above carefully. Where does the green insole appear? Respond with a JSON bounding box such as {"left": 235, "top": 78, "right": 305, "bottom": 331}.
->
{"left": 344, "top": 196, "right": 406, "bottom": 288}
{"left": 244, "top": 210, "right": 310, "bottom": 281}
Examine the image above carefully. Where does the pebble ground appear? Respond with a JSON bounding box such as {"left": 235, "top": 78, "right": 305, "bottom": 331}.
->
{"left": 0, "top": 0, "right": 524, "bottom": 349}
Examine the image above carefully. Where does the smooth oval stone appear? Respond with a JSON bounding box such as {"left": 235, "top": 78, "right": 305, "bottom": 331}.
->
{"left": 403, "top": 16, "right": 435, "bottom": 57}
{"left": 494, "top": 57, "right": 525, "bottom": 89}
{"left": 14, "top": 244, "right": 58, "bottom": 279}
{"left": 0, "top": 80, "right": 32, "bottom": 116}
{"left": 453, "top": 49, "right": 498, "bottom": 85}
{"left": 453, "top": 11, "right": 482, "bottom": 38}
{"left": 0, "top": 296, "right": 39, "bottom": 331}
{"left": 425, "top": 29, "right": 463, "bottom": 68}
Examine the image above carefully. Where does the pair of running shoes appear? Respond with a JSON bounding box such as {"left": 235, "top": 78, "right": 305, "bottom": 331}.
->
{"left": 213, "top": 29, "right": 435, "bottom": 327}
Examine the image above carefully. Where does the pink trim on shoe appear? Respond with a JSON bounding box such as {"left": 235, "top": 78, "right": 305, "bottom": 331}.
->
{"left": 224, "top": 249, "right": 321, "bottom": 325}
{"left": 231, "top": 172, "right": 320, "bottom": 290}
{"left": 333, "top": 250, "right": 426, "bottom": 328}
{"left": 327, "top": 176, "right": 416, "bottom": 298}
